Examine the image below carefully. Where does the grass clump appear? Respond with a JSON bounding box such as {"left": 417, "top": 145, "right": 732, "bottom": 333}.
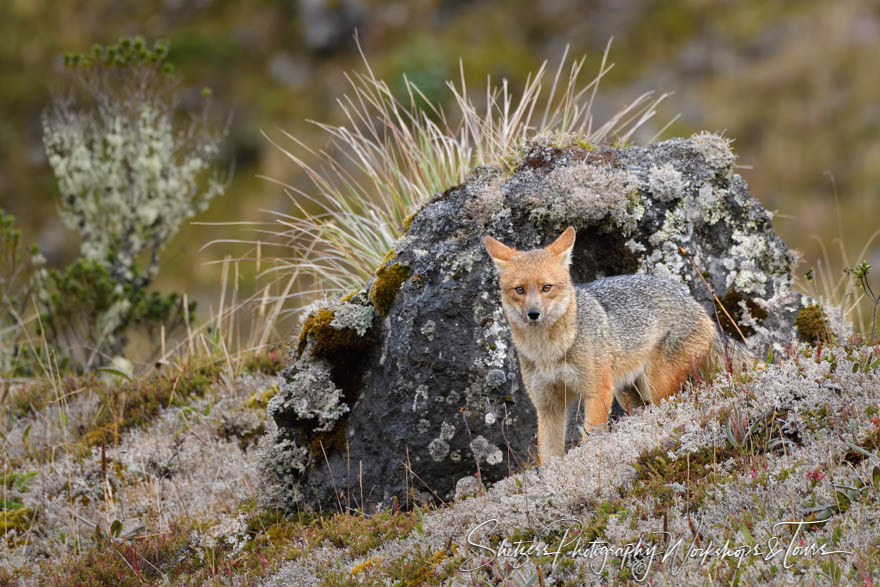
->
{"left": 370, "top": 263, "right": 410, "bottom": 317}
{"left": 40, "top": 519, "right": 195, "bottom": 585}
{"left": 632, "top": 444, "right": 734, "bottom": 514}
{"left": 35, "top": 504, "right": 420, "bottom": 585}
{"left": 78, "top": 360, "right": 221, "bottom": 451}
{"left": 236, "top": 41, "right": 669, "bottom": 319}
{"left": 4, "top": 358, "right": 222, "bottom": 461}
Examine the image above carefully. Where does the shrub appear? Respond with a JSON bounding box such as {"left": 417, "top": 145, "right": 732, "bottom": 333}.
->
{"left": 38, "top": 37, "right": 227, "bottom": 368}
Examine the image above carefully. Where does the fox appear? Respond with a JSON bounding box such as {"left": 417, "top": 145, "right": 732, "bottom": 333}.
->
{"left": 484, "top": 226, "right": 753, "bottom": 464}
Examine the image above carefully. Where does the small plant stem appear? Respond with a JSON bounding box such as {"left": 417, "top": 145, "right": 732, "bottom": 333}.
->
{"left": 678, "top": 246, "right": 749, "bottom": 345}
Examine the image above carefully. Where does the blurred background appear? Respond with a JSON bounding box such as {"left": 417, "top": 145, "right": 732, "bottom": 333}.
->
{"left": 3, "top": 0, "right": 879, "bottom": 313}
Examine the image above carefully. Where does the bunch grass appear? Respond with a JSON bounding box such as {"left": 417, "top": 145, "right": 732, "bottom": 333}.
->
{"left": 207, "top": 39, "right": 672, "bottom": 321}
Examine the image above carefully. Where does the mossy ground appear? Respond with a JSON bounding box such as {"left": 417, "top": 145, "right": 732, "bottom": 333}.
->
{"left": 297, "top": 307, "right": 372, "bottom": 358}
{"left": 796, "top": 303, "right": 831, "bottom": 344}
{"left": 19, "top": 502, "right": 420, "bottom": 585}
{"left": 3, "top": 358, "right": 222, "bottom": 462}
{"left": 4, "top": 338, "right": 880, "bottom": 583}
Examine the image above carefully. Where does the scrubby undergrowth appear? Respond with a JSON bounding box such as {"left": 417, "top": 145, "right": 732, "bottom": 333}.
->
{"left": 3, "top": 338, "right": 879, "bottom": 585}
{"left": 0, "top": 351, "right": 283, "bottom": 584}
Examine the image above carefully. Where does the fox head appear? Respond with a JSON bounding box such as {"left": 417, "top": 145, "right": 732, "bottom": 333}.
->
{"left": 484, "top": 227, "right": 576, "bottom": 328}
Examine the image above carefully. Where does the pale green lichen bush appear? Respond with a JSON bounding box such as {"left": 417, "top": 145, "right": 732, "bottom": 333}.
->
{"left": 36, "top": 38, "right": 227, "bottom": 368}
{"left": 43, "top": 40, "right": 225, "bottom": 283}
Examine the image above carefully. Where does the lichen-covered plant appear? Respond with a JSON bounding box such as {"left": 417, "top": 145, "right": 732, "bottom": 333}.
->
{"left": 38, "top": 37, "right": 226, "bottom": 368}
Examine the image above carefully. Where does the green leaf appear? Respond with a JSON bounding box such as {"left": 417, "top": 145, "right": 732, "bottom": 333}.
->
{"left": 22, "top": 424, "right": 31, "bottom": 446}
{"left": 741, "top": 525, "right": 755, "bottom": 546}
{"left": 97, "top": 367, "right": 132, "bottom": 381}
{"left": 726, "top": 424, "right": 740, "bottom": 449}
{"left": 1, "top": 498, "right": 24, "bottom": 510}
{"left": 15, "top": 472, "right": 36, "bottom": 491}
{"left": 835, "top": 490, "right": 851, "bottom": 513}
{"left": 873, "top": 466, "right": 880, "bottom": 489}
{"left": 844, "top": 440, "right": 876, "bottom": 461}
{"left": 110, "top": 519, "right": 123, "bottom": 538}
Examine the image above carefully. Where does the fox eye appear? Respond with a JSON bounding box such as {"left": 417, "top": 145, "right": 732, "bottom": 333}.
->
{"left": 542, "top": 284, "right": 552, "bottom": 292}
{"left": 514, "top": 286, "right": 525, "bottom": 295}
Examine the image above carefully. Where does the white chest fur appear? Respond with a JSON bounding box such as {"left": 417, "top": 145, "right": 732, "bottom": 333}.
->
{"left": 523, "top": 359, "right": 581, "bottom": 402}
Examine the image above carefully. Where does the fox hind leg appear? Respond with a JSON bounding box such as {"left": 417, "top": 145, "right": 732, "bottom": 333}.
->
{"left": 583, "top": 370, "right": 614, "bottom": 429}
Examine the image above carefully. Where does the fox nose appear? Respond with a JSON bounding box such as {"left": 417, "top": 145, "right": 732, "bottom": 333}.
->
{"left": 527, "top": 309, "right": 541, "bottom": 321}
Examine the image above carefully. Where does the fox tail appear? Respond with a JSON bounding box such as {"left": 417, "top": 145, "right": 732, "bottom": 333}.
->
{"left": 699, "top": 335, "right": 756, "bottom": 378}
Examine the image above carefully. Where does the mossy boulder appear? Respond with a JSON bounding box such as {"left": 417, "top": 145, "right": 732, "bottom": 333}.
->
{"left": 264, "top": 134, "right": 803, "bottom": 513}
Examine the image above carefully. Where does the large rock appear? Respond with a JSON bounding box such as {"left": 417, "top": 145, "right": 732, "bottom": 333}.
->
{"left": 263, "top": 133, "right": 802, "bottom": 513}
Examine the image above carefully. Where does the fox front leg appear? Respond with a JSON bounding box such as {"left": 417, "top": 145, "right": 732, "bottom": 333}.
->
{"left": 534, "top": 397, "right": 567, "bottom": 464}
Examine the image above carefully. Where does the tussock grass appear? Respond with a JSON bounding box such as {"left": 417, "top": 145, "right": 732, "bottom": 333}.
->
{"left": 207, "top": 40, "right": 672, "bottom": 322}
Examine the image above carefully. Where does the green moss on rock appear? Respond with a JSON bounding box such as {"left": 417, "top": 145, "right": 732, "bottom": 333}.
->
{"left": 340, "top": 289, "right": 360, "bottom": 304}
{"left": 298, "top": 307, "right": 372, "bottom": 357}
{"left": 370, "top": 264, "right": 410, "bottom": 317}
{"left": 377, "top": 248, "right": 397, "bottom": 270}
{"left": 795, "top": 304, "right": 829, "bottom": 344}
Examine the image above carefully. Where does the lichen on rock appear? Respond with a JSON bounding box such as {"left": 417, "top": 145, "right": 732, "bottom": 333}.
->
{"left": 528, "top": 161, "right": 642, "bottom": 233}
{"left": 330, "top": 301, "right": 374, "bottom": 337}
{"left": 647, "top": 163, "right": 687, "bottom": 203}
{"left": 269, "top": 359, "right": 348, "bottom": 433}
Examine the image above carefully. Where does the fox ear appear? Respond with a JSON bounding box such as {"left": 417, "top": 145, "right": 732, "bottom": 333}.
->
{"left": 546, "top": 226, "right": 575, "bottom": 267}
{"left": 484, "top": 235, "right": 515, "bottom": 269}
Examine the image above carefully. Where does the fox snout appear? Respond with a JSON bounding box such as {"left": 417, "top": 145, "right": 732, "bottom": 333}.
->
{"left": 517, "top": 289, "right": 550, "bottom": 325}
{"left": 524, "top": 290, "right": 543, "bottom": 322}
